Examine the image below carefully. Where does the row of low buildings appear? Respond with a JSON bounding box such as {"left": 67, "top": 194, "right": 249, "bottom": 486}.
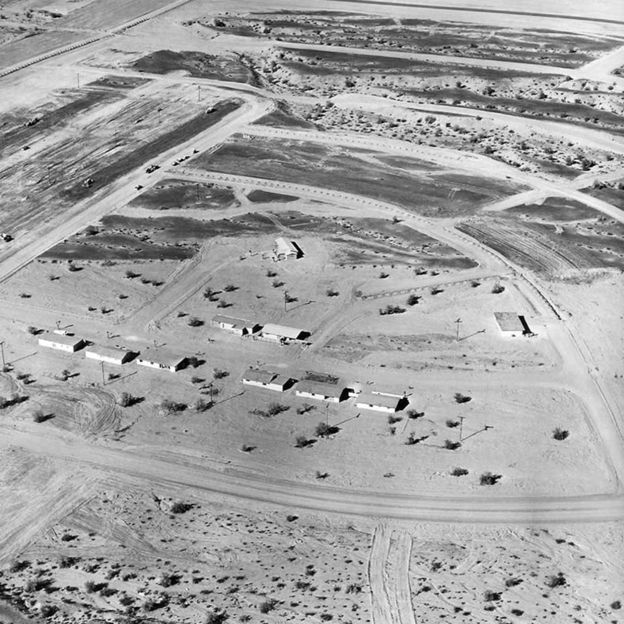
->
{"left": 242, "top": 367, "right": 409, "bottom": 414}
{"left": 211, "top": 315, "right": 310, "bottom": 343}
{"left": 37, "top": 332, "right": 187, "bottom": 372}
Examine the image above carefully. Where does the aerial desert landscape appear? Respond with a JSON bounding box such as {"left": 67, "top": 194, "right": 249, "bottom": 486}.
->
{"left": 0, "top": 0, "right": 623, "bottom": 622}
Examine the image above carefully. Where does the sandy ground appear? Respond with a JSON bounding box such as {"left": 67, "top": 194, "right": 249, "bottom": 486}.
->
{"left": 0, "top": 1, "right": 623, "bottom": 623}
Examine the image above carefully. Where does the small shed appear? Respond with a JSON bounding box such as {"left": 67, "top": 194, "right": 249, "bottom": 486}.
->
{"left": 85, "top": 346, "right": 135, "bottom": 366}
{"left": 137, "top": 349, "right": 187, "bottom": 373}
{"left": 38, "top": 332, "right": 85, "bottom": 353}
{"left": 295, "top": 379, "right": 347, "bottom": 403}
{"left": 242, "top": 368, "right": 294, "bottom": 392}
{"left": 494, "top": 312, "right": 530, "bottom": 337}
{"left": 274, "top": 237, "right": 302, "bottom": 260}
{"left": 261, "top": 323, "right": 309, "bottom": 343}
{"left": 355, "top": 392, "right": 406, "bottom": 414}
{"left": 211, "top": 315, "right": 261, "bottom": 336}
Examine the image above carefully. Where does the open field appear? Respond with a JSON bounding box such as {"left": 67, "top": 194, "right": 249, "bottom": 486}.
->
{"left": 190, "top": 134, "right": 527, "bottom": 217}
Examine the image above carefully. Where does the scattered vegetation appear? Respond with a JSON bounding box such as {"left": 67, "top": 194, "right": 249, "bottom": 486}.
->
{"left": 454, "top": 392, "right": 472, "bottom": 404}
{"left": 479, "top": 471, "right": 502, "bottom": 485}
{"left": 450, "top": 467, "right": 469, "bottom": 476}
{"left": 553, "top": 427, "right": 570, "bottom": 440}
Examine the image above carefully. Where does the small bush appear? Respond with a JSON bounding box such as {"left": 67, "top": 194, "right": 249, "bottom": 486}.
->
{"left": 223, "top": 284, "right": 237, "bottom": 292}
{"left": 315, "top": 422, "right": 339, "bottom": 438}
{"left": 272, "top": 279, "right": 284, "bottom": 288}
{"left": 505, "top": 577, "right": 523, "bottom": 588}
{"left": 187, "top": 316, "right": 203, "bottom": 327}
{"left": 407, "top": 409, "right": 424, "bottom": 419}
{"left": 479, "top": 472, "right": 502, "bottom": 485}
{"left": 259, "top": 599, "right": 278, "bottom": 614}
{"left": 295, "top": 435, "right": 313, "bottom": 448}
{"left": 454, "top": 393, "right": 471, "bottom": 404}
{"left": 160, "top": 399, "right": 187, "bottom": 414}
{"left": 546, "top": 572, "right": 566, "bottom": 588}
{"left": 125, "top": 270, "right": 140, "bottom": 279}
{"left": 611, "top": 600, "right": 622, "bottom": 610}
{"left": 266, "top": 402, "right": 289, "bottom": 416}
{"left": 444, "top": 439, "right": 461, "bottom": 451}
{"left": 32, "top": 410, "right": 48, "bottom": 423}
{"left": 326, "top": 288, "right": 339, "bottom": 297}
{"left": 446, "top": 419, "right": 460, "bottom": 428}
{"left": 387, "top": 414, "right": 402, "bottom": 424}
{"left": 553, "top": 427, "right": 569, "bottom": 440}
{"left": 85, "top": 580, "right": 98, "bottom": 593}
{"left": 170, "top": 501, "right": 192, "bottom": 514}
{"left": 407, "top": 294, "right": 420, "bottom": 306}
{"left": 213, "top": 368, "right": 229, "bottom": 379}
{"left": 491, "top": 283, "right": 505, "bottom": 294}
{"left": 118, "top": 392, "right": 140, "bottom": 407}
{"left": 296, "top": 403, "right": 315, "bottom": 415}
{"left": 206, "top": 611, "right": 229, "bottom": 624}
{"left": 266, "top": 269, "right": 277, "bottom": 277}
{"left": 450, "top": 467, "right": 468, "bottom": 476}
{"left": 195, "top": 398, "right": 214, "bottom": 412}
{"left": 484, "top": 590, "right": 501, "bottom": 602}
{"left": 9, "top": 560, "right": 29, "bottom": 573}
{"left": 27, "top": 325, "right": 38, "bottom": 335}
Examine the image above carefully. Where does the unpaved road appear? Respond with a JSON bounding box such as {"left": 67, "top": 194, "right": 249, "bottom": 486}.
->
{"left": 1, "top": 427, "right": 623, "bottom": 523}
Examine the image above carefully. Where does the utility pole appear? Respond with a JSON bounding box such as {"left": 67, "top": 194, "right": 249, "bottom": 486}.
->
{"left": 197, "top": 84, "right": 201, "bottom": 103}
{"left": 0, "top": 340, "right": 5, "bottom": 369}
{"left": 455, "top": 318, "right": 462, "bottom": 342}
{"left": 101, "top": 361, "right": 105, "bottom": 386}
{"left": 77, "top": 72, "right": 80, "bottom": 89}
{"left": 56, "top": 320, "right": 61, "bottom": 330}
{"left": 325, "top": 402, "right": 329, "bottom": 425}
{"left": 284, "top": 290, "right": 288, "bottom": 313}
{"left": 459, "top": 415, "right": 465, "bottom": 442}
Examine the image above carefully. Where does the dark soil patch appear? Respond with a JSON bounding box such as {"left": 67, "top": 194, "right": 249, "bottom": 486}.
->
{"left": 505, "top": 197, "right": 603, "bottom": 222}
{"left": 191, "top": 135, "right": 525, "bottom": 217}
{"left": 253, "top": 102, "right": 316, "bottom": 129}
{"left": 43, "top": 212, "right": 278, "bottom": 261}
{"left": 62, "top": 98, "right": 242, "bottom": 201}
{"left": 247, "top": 190, "right": 299, "bottom": 203}
{"left": 129, "top": 179, "right": 238, "bottom": 211}
{"left": 87, "top": 75, "right": 152, "bottom": 90}
{"left": 132, "top": 50, "right": 257, "bottom": 84}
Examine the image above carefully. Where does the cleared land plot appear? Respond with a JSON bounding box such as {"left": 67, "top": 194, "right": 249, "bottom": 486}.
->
{"left": 190, "top": 135, "right": 525, "bottom": 218}
{"left": 59, "top": 0, "right": 173, "bottom": 29}
{"left": 0, "top": 88, "right": 124, "bottom": 156}
{"left": 128, "top": 179, "right": 239, "bottom": 211}
{"left": 206, "top": 12, "right": 622, "bottom": 67}
{"left": 132, "top": 50, "right": 257, "bottom": 84}
{"left": 87, "top": 74, "right": 152, "bottom": 90}
{"left": 42, "top": 212, "right": 278, "bottom": 261}
{"left": 0, "top": 29, "right": 85, "bottom": 69}
{"left": 247, "top": 189, "right": 298, "bottom": 203}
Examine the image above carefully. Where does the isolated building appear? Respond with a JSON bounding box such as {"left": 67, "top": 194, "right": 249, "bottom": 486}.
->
{"left": 137, "top": 349, "right": 186, "bottom": 373}
{"left": 261, "top": 323, "right": 309, "bottom": 343}
{"left": 295, "top": 379, "right": 347, "bottom": 403}
{"left": 242, "top": 368, "right": 294, "bottom": 392}
{"left": 494, "top": 312, "right": 531, "bottom": 337}
{"left": 85, "top": 346, "right": 135, "bottom": 366}
{"left": 38, "top": 332, "right": 85, "bottom": 353}
{"left": 274, "top": 237, "right": 302, "bottom": 260}
{"left": 355, "top": 392, "right": 406, "bottom": 414}
{"left": 211, "top": 315, "right": 261, "bottom": 336}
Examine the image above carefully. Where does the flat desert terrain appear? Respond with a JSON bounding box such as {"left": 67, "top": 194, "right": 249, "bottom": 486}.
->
{"left": 0, "top": 0, "right": 622, "bottom": 623}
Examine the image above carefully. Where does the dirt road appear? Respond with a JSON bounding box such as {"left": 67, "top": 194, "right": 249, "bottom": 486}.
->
{"left": 1, "top": 426, "right": 623, "bottom": 523}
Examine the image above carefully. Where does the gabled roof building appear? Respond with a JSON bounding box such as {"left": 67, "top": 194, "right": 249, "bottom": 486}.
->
{"left": 242, "top": 368, "right": 294, "bottom": 392}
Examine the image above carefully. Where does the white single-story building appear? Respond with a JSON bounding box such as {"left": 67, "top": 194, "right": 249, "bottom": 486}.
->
{"left": 274, "top": 237, "right": 302, "bottom": 260}
{"left": 85, "top": 346, "right": 135, "bottom": 366}
{"left": 137, "top": 349, "right": 187, "bottom": 373}
{"left": 295, "top": 379, "right": 347, "bottom": 403}
{"left": 242, "top": 368, "right": 294, "bottom": 392}
{"left": 211, "top": 315, "right": 261, "bottom": 336}
{"left": 494, "top": 312, "right": 529, "bottom": 337}
{"left": 38, "top": 332, "right": 85, "bottom": 353}
{"left": 355, "top": 392, "right": 405, "bottom": 414}
{"left": 261, "top": 323, "right": 309, "bottom": 343}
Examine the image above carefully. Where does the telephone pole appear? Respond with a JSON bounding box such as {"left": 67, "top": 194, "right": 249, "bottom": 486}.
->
{"left": 0, "top": 340, "right": 5, "bottom": 369}
{"left": 459, "top": 415, "right": 465, "bottom": 442}
{"left": 284, "top": 290, "right": 288, "bottom": 312}
{"left": 101, "top": 361, "right": 105, "bottom": 385}
{"left": 455, "top": 318, "right": 462, "bottom": 342}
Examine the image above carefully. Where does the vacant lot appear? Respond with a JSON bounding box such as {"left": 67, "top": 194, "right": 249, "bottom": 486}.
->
{"left": 128, "top": 179, "right": 239, "bottom": 211}
{"left": 191, "top": 135, "right": 525, "bottom": 217}
{"left": 133, "top": 49, "right": 258, "bottom": 84}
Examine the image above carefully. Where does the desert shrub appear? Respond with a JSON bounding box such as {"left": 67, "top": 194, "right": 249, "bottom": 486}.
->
{"left": 553, "top": 428, "right": 569, "bottom": 440}
{"left": 454, "top": 393, "right": 472, "bottom": 404}
{"left": 85, "top": 580, "right": 98, "bottom": 593}
{"left": 32, "top": 410, "right": 48, "bottom": 423}
{"left": 191, "top": 376, "right": 204, "bottom": 384}
{"left": 296, "top": 403, "right": 315, "bottom": 415}
{"left": 326, "top": 288, "right": 339, "bottom": 297}
{"left": 266, "top": 269, "right": 277, "bottom": 277}
{"left": 295, "top": 435, "right": 313, "bottom": 448}
{"left": 546, "top": 572, "right": 566, "bottom": 588}
{"left": 450, "top": 467, "right": 468, "bottom": 476}
{"left": 118, "top": 392, "right": 139, "bottom": 407}
{"left": 0, "top": 397, "right": 8, "bottom": 409}
{"left": 484, "top": 590, "right": 501, "bottom": 601}
{"left": 159, "top": 573, "right": 180, "bottom": 587}
{"left": 379, "top": 304, "right": 405, "bottom": 315}
{"left": 345, "top": 584, "right": 362, "bottom": 594}
{"left": 217, "top": 300, "right": 230, "bottom": 308}
{"left": 479, "top": 472, "right": 502, "bottom": 485}
{"left": 125, "top": 270, "right": 140, "bottom": 279}
{"left": 206, "top": 611, "right": 229, "bottom": 624}
{"left": 387, "top": 415, "right": 402, "bottom": 424}
{"left": 195, "top": 398, "right": 214, "bottom": 412}
{"left": 170, "top": 501, "right": 192, "bottom": 514}
{"left": 100, "top": 586, "right": 117, "bottom": 597}
{"left": 444, "top": 439, "right": 461, "bottom": 450}
{"left": 505, "top": 577, "right": 523, "bottom": 587}
{"left": 266, "top": 402, "right": 289, "bottom": 416}
{"left": 119, "top": 594, "right": 134, "bottom": 606}
{"left": 241, "top": 444, "right": 255, "bottom": 453}
{"left": 491, "top": 283, "right": 505, "bottom": 294}
{"left": 611, "top": 600, "right": 622, "bottom": 610}
{"left": 213, "top": 368, "right": 229, "bottom": 379}
{"left": 223, "top": 284, "right": 238, "bottom": 292}
{"left": 187, "top": 316, "right": 204, "bottom": 327}
{"left": 272, "top": 279, "right": 284, "bottom": 288}
{"left": 407, "top": 409, "right": 424, "bottom": 419}
{"left": 9, "top": 560, "right": 29, "bottom": 573}
{"left": 27, "top": 325, "right": 38, "bottom": 335}
{"left": 67, "top": 263, "right": 80, "bottom": 272}
{"left": 446, "top": 419, "right": 460, "bottom": 428}
{"left": 59, "top": 556, "right": 78, "bottom": 568}
{"left": 315, "top": 422, "right": 339, "bottom": 438}
{"left": 430, "top": 287, "right": 443, "bottom": 295}
{"left": 405, "top": 433, "right": 417, "bottom": 445}
{"left": 407, "top": 294, "right": 420, "bottom": 306}
{"left": 315, "top": 471, "right": 329, "bottom": 479}
{"left": 40, "top": 604, "right": 58, "bottom": 617}
{"left": 160, "top": 399, "right": 187, "bottom": 414}
{"left": 259, "top": 599, "right": 278, "bottom": 614}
